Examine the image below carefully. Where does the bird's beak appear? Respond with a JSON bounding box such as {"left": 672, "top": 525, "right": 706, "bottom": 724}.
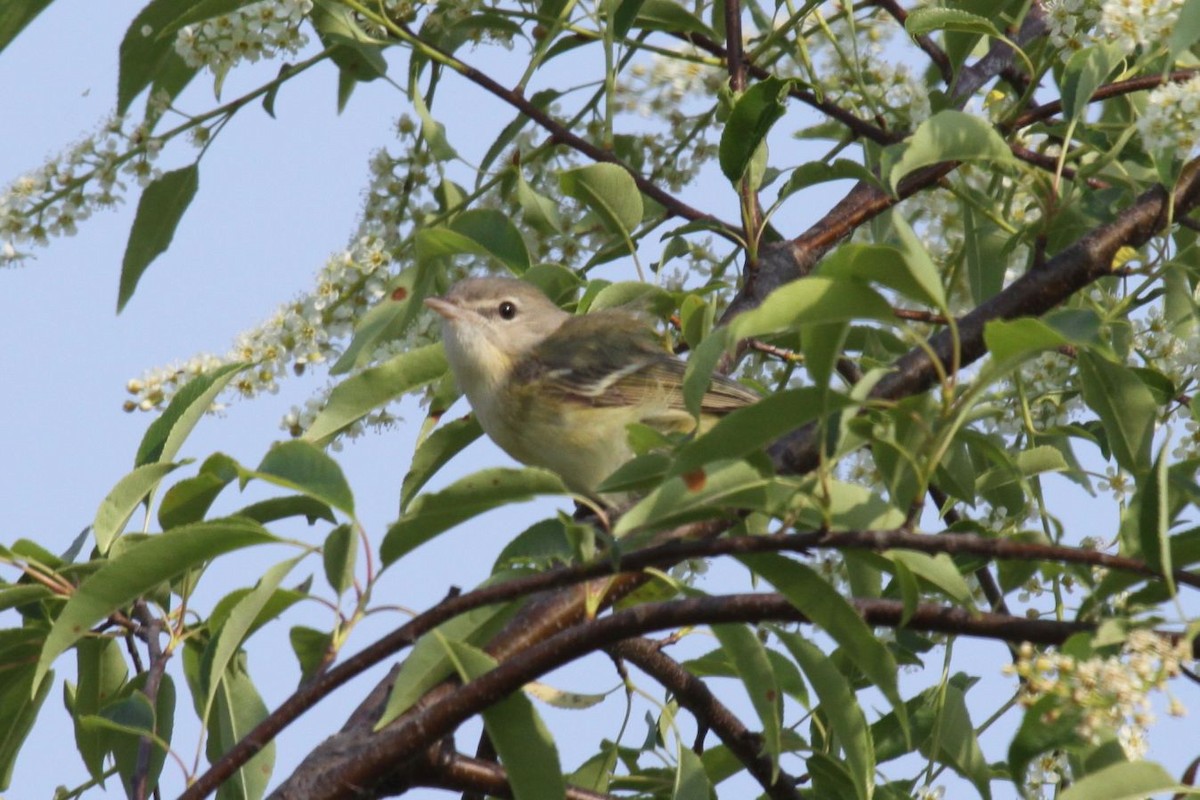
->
{"left": 424, "top": 295, "right": 465, "bottom": 321}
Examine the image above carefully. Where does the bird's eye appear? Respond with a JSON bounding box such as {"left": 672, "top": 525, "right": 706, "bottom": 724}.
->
{"left": 498, "top": 301, "right": 517, "bottom": 320}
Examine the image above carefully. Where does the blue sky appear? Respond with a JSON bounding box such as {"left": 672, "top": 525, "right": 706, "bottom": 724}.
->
{"left": 3, "top": 3, "right": 1198, "bottom": 798}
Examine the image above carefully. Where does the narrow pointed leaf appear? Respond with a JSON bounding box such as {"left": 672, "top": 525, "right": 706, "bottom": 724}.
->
{"left": 252, "top": 440, "right": 354, "bottom": 515}
{"left": 383, "top": 468, "right": 567, "bottom": 564}
{"left": 720, "top": 77, "right": 792, "bottom": 182}
{"left": 136, "top": 362, "right": 248, "bottom": 466}
{"left": 93, "top": 461, "right": 187, "bottom": 554}
{"left": 776, "top": 630, "right": 874, "bottom": 800}
{"left": 1058, "top": 761, "right": 1179, "bottom": 800}
{"left": 740, "top": 553, "right": 907, "bottom": 732}
{"left": 400, "top": 415, "right": 484, "bottom": 511}
{"left": 118, "top": 165, "right": 199, "bottom": 312}
{"left": 711, "top": 624, "right": 781, "bottom": 774}
{"left": 1078, "top": 351, "right": 1157, "bottom": 474}
{"left": 36, "top": 519, "right": 277, "bottom": 689}
{"left": 440, "top": 639, "right": 566, "bottom": 800}
{"left": 303, "top": 343, "right": 448, "bottom": 444}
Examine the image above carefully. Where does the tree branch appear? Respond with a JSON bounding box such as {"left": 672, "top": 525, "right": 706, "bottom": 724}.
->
{"left": 420, "top": 749, "right": 619, "bottom": 800}
{"left": 268, "top": 594, "right": 1114, "bottom": 798}
{"left": 1011, "top": 68, "right": 1200, "bottom": 131}
{"left": 870, "top": 0, "right": 953, "bottom": 84}
{"left": 770, "top": 157, "right": 1200, "bottom": 474}
{"left": 391, "top": 21, "right": 742, "bottom": 242}
{"left": 609, "top": 638, "right": 804, "bottom": 800}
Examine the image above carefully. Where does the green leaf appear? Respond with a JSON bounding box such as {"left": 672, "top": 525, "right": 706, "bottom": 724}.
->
{"left": 198, "top": 557, "right": 300, "bottom": 749}
{"left": 818, "top": 240, "right": 945, "bottom": 311}
{"left": 136, "top": 362, "right": 248, "bottom": 466}
{"left": 1058, "top": 761, "right": 1180, "bottom": 800}
{"left": 1061, "top": 44, "right": 1124, "bottom": 123}
{"left": 983, "top": 317, "right": 1069, "bottom": 367}
{"left": 1008, "top": 695, "right": 1087, "bottom": 784}
{"left": 382, "top": 468, "right": 567, "bottom": 565}
{"left": 378, "top": 583, "right": 522, "bottom": 726}
{"left": 1138, "top": 442, "right": 1173, "bottom": 593}
{"left": 0, "top": 629, "right": 52, "bottom": 791}
{"left": 412, "top": 89, "right": 457, "bottom": 161}
{"left": 776, "top": 630, "right": 873, "bottom": 800}
{"left": 331, "top": 266, "right": 436, "bottom": 375}
{"left": 516, "top": 171, "right": 563, "bottom": 234}
{"left": 252, "top": 440, "right": 354, "bottom": 515}
{"left": 304, "top": 343, "right": 448, "bottom": 444}
{"left": 904, "top": 7, "right": 1002, "bottom": 38}
{"left": 233, "top": 495, "right": 336, "bottom": 525}
{"left": 118, "top": 165, "right": 200, "bottom": 312}
{"left": 310, "top": 0, "right": 387, "bottom": 83}
{"left": 204, "top": 654, "right": 274, "bottom": 800}
{"left": 93, "top": 461, "right": 187, "bottom": 554}
{"left": 400, "top": 415, "right": 484, "bottom": 511}
{"left": 614, "top": 460, "right": 773, "bottom": 537}
{"left": 322, "top": 524, "right": 357, "bottom": 596}
{"left": 448, "top": 208, "right": 531, "bottom": 274}
{"left": 673, "top": 743, "right": 712, "bottom": 800}
{"left": 711, "top": 624, "right": 781, "bottom": 775}
{"left": 719, "top": 77, "right": 792, "bottom": 183}
{"left": 116, "top": 0, "right": 199, "bottom": 113}
{"left": 1078, "top": 351, "right": 1157, "bottom": 474}
{"left": 888, "top": 111, "right": 1014, "bottom": 191}
{"left": 673, "top": 388, "right": 844, "bottom": 475}
{"left": 72, "top": 638, "right": 129, "bottom": 779}
{"left": 740, "top": 554, "right": 907, "bottom": 732}
{"left": 885, "top": 551, "right": 972, "bottom": 604}
{"left": 683, "top": 276, "right": 891, "bottom": 415}
{"left": 0, "top": 0, "right": 54, "bottom": 58}
{"left": 289, "top": 626, "right": 333, "bottom": 685}
{"left": 101, "top": 675, "right": 176, "bottom": 797}
{"left": 632, "top": 0, "right": 716, "bottom": 37}
{"left": 158, "top": 454, "right": 240, "bottom": 529}
{"left": 776, "top": 158, "right": 880, "bottom": 202}
{"left": 36, "top": 519, "right": 277, "bottom": 689}
{"left": 440, "top": 639, "right": 566, "bottom": 800}
{"left": 559, "top": 163, "right": 644, "bottom": 236}
{"left": 1170, "top": 0, "right": 1200, "bottom": 61}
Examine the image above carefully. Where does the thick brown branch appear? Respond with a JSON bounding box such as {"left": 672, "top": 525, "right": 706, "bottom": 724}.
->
{"left": 609, "top": 638, "right": 804, "bottom": 800}
{"left": 1012, "top": 68, "right": 1200, "bottom": 131}
{"left": 770, "top": 157, "right": 1200, "bottom": 474}
{"left": 269, "top": 594, "right": 1104, "bottom": 798}
{"left": 188, "top": 515, "right": 1200, "bottom": 799}
{"left": 421, "top": 750, "right": 617, "bottom": 800}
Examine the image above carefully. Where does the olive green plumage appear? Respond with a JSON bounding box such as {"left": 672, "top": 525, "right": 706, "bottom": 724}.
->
{"left": 426, "top": 277, "right": 758, "bottom": 496}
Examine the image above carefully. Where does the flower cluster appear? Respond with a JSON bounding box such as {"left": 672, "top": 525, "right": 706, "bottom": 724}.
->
{"left": 801, "top": 6, "right": 930, "bottom": 133}
{"left": 617, "top": 48, "right": 724, "bottom": 118}
{"left": 1005, "top": 632, "right": 1190, "bottom": 759}
{"left": 1137, "top": 73, "right": 1200, "bottom": 163}
{"left": 1, "top": 115, "right": 161, "bottom": 264}
{"left": 126, "top": 234, "right": 395, "bottom": 413}
{"left": 1045, "top": 0, "right": 1185, "bottom": 58}
{"left": 174, "top": 0, "right": 313, "bottom": 77}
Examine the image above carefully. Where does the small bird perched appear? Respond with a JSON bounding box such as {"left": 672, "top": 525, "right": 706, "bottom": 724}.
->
{"left": 425, "top": 277, "right": 759, "bottom": 496}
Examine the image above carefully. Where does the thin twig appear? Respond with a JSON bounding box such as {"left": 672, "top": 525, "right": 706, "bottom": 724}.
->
{"left": 610, "top": 638, "right": 804, "bottom": 800}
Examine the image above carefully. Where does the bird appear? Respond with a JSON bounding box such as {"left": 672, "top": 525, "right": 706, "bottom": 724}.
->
{"left": 425, "top": 276, "right": 759, "bottom": 497}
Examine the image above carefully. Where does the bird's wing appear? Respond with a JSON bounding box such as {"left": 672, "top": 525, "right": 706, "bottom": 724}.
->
{"left": 515, "top": 311, "right": 759, "bottom": 415}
